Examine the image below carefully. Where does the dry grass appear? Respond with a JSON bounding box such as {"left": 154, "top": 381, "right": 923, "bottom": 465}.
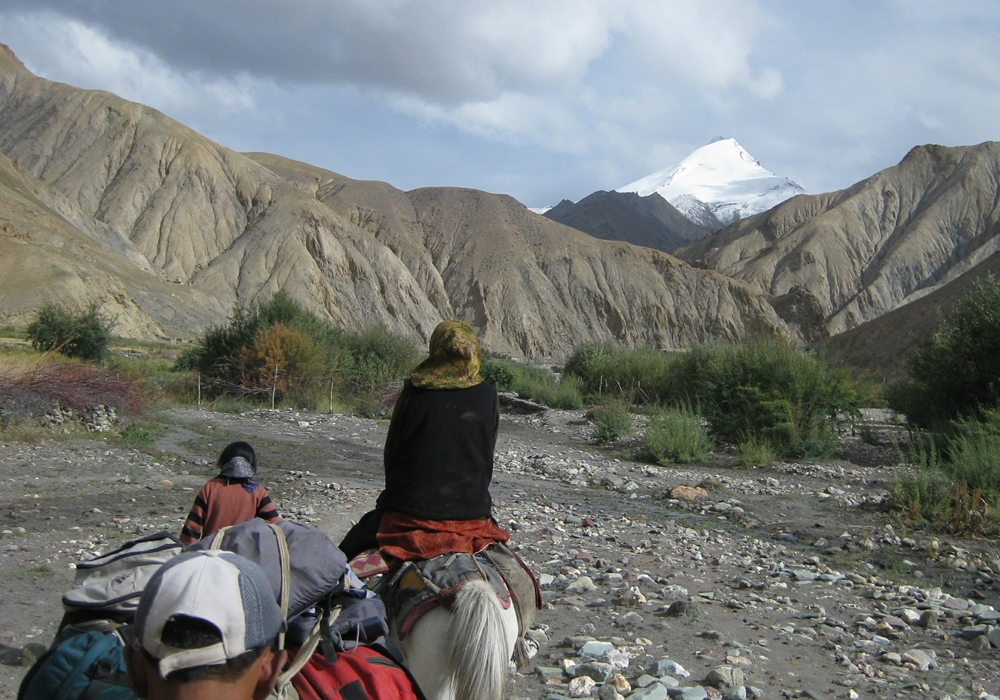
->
{"left": 0, "top": 358, "right": 151, "bottom": 423}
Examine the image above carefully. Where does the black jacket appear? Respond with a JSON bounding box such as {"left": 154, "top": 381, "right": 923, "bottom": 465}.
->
{"left": 375, "top": 379, "right": 499, "bottom": 520}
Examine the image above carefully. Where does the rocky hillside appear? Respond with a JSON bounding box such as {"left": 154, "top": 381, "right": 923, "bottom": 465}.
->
{"left": 542, "top": 190, "right": 712, "bottom": 254}
{"left": 0, "top": 44, "right": 786, "bottom": 358}
{"left": 676, "top": 142, "right": 1000, "bottom": 340}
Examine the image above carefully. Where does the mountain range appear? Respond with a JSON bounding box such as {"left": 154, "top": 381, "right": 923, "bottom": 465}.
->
{"left": 0, "top": 44, "right": 784, "bottom": 360}
{"left": 540, "top": 138, "right": 804, "bottom": 254}
{"left": 3, "top": 40, "right": 1000, "bottom": 376}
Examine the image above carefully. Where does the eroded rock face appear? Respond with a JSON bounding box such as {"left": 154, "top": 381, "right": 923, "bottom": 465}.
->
{"left": 0, "top": 43, "right": 787, "bottom": 357}
{"left": 676, "top": 142, "right": 1000, "bottom": 338}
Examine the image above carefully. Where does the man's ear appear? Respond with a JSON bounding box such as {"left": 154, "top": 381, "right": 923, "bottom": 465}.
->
{"left": 122, "top": 644, "right": 151, "bottom": 700}
{"left": 253, "top": 648, "right": 288, "bottom": 700}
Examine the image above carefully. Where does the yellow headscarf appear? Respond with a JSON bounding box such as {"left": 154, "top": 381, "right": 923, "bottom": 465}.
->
{"left": 410, "top": 320, "right": 483, "bottom": 390}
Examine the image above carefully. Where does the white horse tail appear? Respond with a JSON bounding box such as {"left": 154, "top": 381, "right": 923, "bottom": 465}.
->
{"left": 447, "top": 579, "right": 508, "bottom": 700}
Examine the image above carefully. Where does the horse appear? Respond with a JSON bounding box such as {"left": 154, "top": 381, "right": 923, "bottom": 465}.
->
{"left": 392, "top": 578, "right": 520, "bottom": 700}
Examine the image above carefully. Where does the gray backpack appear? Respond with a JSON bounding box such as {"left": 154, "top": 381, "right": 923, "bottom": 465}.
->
{"left": 192, "top": 519, "right": 388, "bottom": 698}
{"left": 60, "top": 532, "right": 183, "bottom": 635}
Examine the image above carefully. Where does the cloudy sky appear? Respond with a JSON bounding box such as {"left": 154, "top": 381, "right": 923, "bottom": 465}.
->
{"left": 0, "top": 1, "right": 997, "bottom": 208}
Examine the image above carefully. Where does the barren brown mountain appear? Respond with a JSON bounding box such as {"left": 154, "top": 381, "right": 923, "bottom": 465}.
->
{"left": 676, "top": 142, "right": 1000, "bottom": 344}
{"left": 0, "top": 43, "right": 786, "bottom": 358}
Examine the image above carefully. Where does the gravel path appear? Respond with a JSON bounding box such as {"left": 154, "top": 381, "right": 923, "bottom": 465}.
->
{"left": 1, "top": 406, "right": 999, "bottom": 700}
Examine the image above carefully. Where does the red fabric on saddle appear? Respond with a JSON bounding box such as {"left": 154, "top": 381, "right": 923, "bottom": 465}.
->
{"left": 376, "top": 512, "right": 509, "bottom": 561}
{"left": 291, "top": 646, "right": 423, "bottom": 700}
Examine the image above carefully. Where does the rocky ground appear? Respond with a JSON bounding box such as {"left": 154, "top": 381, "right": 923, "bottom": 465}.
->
{"left": 1, "top": 405, "right": 1000, "bottom": 700}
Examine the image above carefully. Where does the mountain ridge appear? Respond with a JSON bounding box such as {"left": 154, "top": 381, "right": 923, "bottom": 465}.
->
{"left": 617, "top": 138, "right": 806, "bottom": 225}
{"left": 0, "top": 48, "right": 788, "bottom": 358}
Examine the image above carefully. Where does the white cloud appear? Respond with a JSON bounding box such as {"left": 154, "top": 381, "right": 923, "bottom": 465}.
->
{"left": 0, "top": 10, "right": 256, "bottom": 123}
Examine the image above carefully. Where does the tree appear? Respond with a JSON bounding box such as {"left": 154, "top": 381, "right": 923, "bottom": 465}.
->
{"left": 26, "top": 302, "right": 112, "bottom": 362}
{"left": 888, "top": 276, "right": 1000, "bottom": 428}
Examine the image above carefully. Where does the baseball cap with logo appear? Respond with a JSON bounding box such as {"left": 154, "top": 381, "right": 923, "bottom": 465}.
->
{"left": 132, "top": 550, "right": 284, "bottom": 678}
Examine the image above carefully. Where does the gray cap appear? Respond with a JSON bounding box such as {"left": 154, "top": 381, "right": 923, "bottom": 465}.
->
{"left": 133, "top": 550, "right": 283, "bottom": 678}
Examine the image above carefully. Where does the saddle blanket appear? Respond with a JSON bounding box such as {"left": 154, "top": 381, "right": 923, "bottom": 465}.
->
{"left": 371, "top": 543, "right": 540, "bottom": 641}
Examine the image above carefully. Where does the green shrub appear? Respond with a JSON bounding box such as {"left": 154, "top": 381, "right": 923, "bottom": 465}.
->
{"left": 26, "top": 302, "right": 112, "bottom": 362}
{"left": 564, "top": 344, "right": 674, "bottom": 403}
{"left": 339, "top": 327, "right": 422, "bottom": 415}
{"left": 737, "top": 436, "right": 776, "bottom": 468}
{"left": 119, "top": 422, "right": 154, "bottom": 446}
{"left": 177, "top": 291, "right": 421, "bottom": 415}
{"left": 481, "top": 356, "right": 517, "bottom": 391}
{"left": 643, "top": 406, "right": 712, "bottom": 465}
{"left": 940, "top": 410, "right": 1000, "bottom": 495}
{"left": 588, "top": 402, "right": 634, "bottom": 445}
{"left": 668, "top": 340, "right": 864, "bottom": 457}
{"left": 513, "top": 369, "right": 584, "bottom": 409}
{"left": 887, "top": 276, "right": 1000, "bottom": 428}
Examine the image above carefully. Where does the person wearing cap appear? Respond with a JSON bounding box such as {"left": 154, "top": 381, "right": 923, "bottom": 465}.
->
{"left": 123, "top": 549, "right": 287, "bottom": 700}
{"left": 180, "top": 441, "right": 281, "bottom": 545}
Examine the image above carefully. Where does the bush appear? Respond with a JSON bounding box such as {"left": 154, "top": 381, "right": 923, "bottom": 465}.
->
{"left": 737, "top": 436, "right": 776, "bottom": 468}
{"left": 888, "top": 276, "right": 1000, "bottom": 428}
{"left": 588, "top": 402, "right": 634, "bottom": 445}
{"left": 513, "top": 367, "right": 583, "bottom": 409}
{"left": 177, "top": 291, "right": 421, "bottom": 414}
{"left": 339, "top": 327, "right": 422, "bottom": 415}
{"left": 668, "top": 340, "right": 865, "bottom": 457}
{"left": 26, "top": 303, "right": 112, "bottom": 362}
{"left": 481, "top": 356, "right": 517, "bottom": 392}
{"left": 564, "top": 344, "right": 674, "bottom": 403}
{"left": 642, "top": 406, "right": 712, "bottom": 465}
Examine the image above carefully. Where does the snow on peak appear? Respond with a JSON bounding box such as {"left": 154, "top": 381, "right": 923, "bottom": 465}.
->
{"left": 617, "top": 138, "right": 805, "bottom": 225}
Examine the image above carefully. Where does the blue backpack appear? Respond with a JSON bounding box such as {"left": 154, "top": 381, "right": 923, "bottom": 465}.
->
{"left": 17, "top": 630, "right": 136, "bottom": 700}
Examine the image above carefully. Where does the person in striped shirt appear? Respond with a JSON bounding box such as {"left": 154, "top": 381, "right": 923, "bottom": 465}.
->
{"left": 180, "top": 441, "right": 281, "bottom": 545}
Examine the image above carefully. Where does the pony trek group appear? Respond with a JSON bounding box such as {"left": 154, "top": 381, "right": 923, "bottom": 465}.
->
{"left": 18, "top": 321, "right": 539, "bottom": 700}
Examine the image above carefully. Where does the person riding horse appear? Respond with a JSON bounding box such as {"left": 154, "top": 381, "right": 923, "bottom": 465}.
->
{"left": 340, "top": 320, "right": 509, "bottom": 562}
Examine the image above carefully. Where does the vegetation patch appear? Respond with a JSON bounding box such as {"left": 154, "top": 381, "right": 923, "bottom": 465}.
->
{"left": 177, "top": 292, "right": 421, "bottom": 415}
{"left": 26, "top": 302, "right": 113, "bottom": 362}
{"left": 587, "top": 402, "right": 634, "bottom": 445}
{"left": 642, "top": 405, "right": 712, "bottom": 465}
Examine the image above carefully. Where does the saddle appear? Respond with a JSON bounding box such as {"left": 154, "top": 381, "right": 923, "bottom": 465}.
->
{"left": 350, "top": 543, "right": 541, "bottom": 659}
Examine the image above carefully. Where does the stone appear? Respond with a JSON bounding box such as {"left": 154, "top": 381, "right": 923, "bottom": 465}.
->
{"left": 705, "top": 666, "right": 744, "bottom": 689}
{"left": 598, "top": 685, "right": 624, "bottom": 700}
{"left": 661, "top": 601, "right": 701, "bottom": 618}
{"left": 671, "top": 486, "right": 708, "bottom": 500}
{"left": 580, "top": 640, "right": 614, "bottom": 657}
{"left": 901, "top": 648, "right": 935, "bottom": 670}
{"left": 19, "top": 643, "right": 47, "bottom": 668}
{"left": 572, "top": 661, "right": 612, "bottom": 683}
{"left": 721, "top": 687, "right": 747, "bottom": 700}
{"left": 568, "top": 676, "right": 596, "bottom": 697}
{"left": 155, "top": 479, "right": 174, "bottom": 487}
{"left": 677, "top": 688, "right": 709, "bottom": 700}
{"left": 645, "top": 658, "right": 690, "bottom": 678}
{"left": 970, "top": 634, "right": 991, "bottom": 652}
{"left": 987, "top": 627, "right": 1000, "bottom": 648}
{"left": 566, "top": 576, "right": 598, "bottom": 593}
{"left": 628, "top": 683, "right": 668, "bottom": 700}
{"left": 535, "top": 666, "right": 563, "bottom": 682}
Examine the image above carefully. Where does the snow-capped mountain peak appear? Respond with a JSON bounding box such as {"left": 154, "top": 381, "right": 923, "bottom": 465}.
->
{"left": 617, "top": 138, "right": 805, "bottom": 226}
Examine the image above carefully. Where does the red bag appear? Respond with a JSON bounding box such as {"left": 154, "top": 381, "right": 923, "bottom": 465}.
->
{"left": 291, "top": 647, "right": 424, "bottom": 700}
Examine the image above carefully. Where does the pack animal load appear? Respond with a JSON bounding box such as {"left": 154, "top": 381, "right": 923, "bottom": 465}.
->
{"left": 19, "top": 532, "right": 184, "bottom": 700}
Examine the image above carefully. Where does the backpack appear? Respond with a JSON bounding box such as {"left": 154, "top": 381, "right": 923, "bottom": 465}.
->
{"left": 16, "top": 630, "right": 136, "bottom": 700}
{"left": 59, "top": 532, "right": 183, "bottom": 635}
{"left": 18, "top": 533, "right": 183, "bottom": 700}
{"left": 193, "top": 519, "right": 389, "bottom": 697}
{"left": 291, "top": 646, "right": 426, "bottom": 700}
